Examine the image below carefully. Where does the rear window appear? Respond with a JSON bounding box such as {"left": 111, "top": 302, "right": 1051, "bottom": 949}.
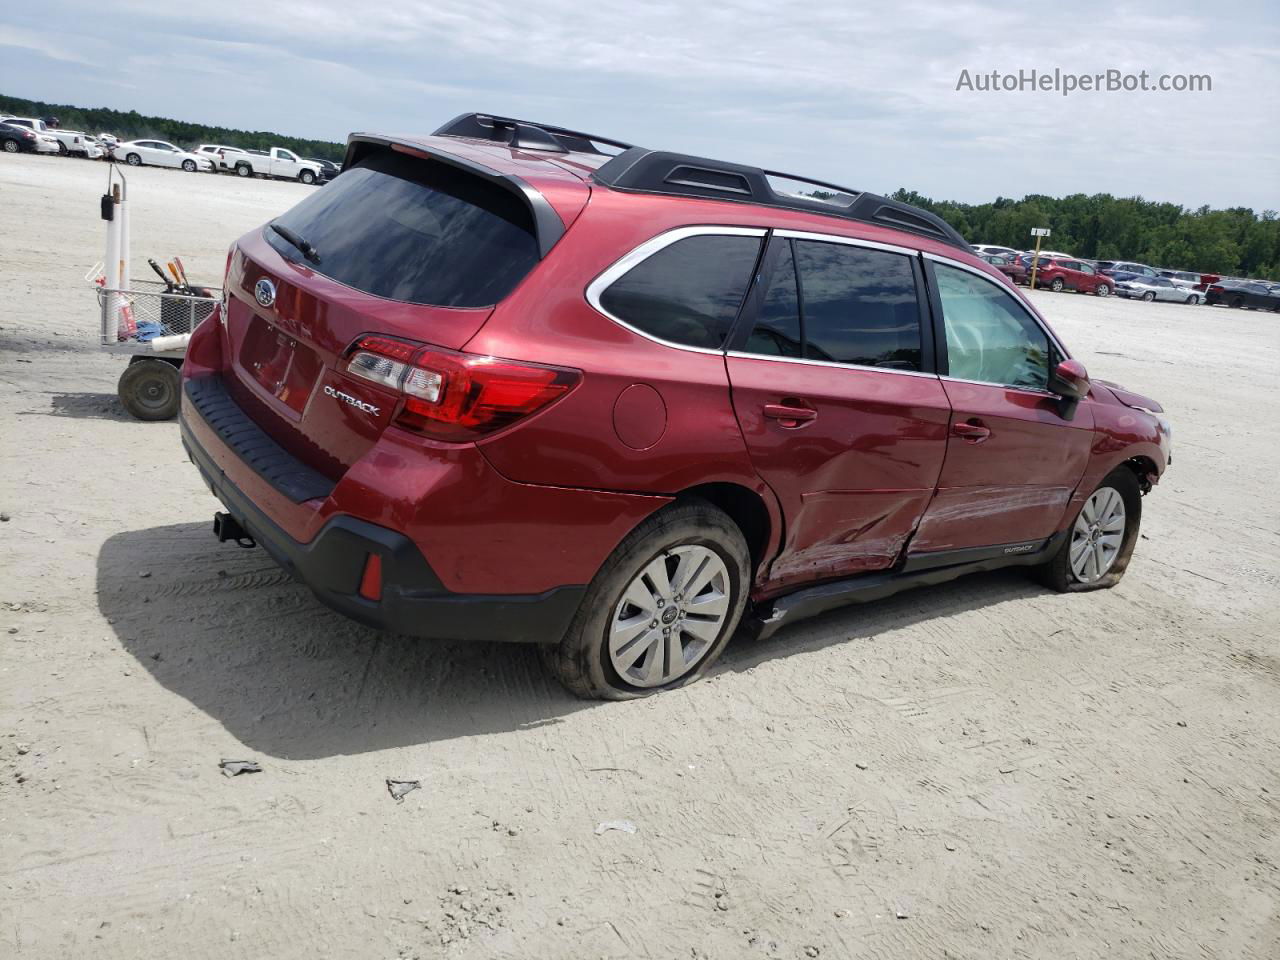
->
{"left": 265, "top": 149, "right": 540, "bottom": 308}
{"left": 597, "top": 234, "right": 762, "bottom": 349}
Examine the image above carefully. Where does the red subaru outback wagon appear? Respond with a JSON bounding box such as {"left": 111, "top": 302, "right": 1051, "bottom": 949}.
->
{"left": 181, "top": 113, "right": 1171, "bottom": 699}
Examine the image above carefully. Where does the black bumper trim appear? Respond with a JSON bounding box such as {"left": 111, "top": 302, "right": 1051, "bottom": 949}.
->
{"left": 184, "top": 376, "right": 335, "bottom": 504}
{"left": 180, "top": 389, "right": 586, "bottom": 644}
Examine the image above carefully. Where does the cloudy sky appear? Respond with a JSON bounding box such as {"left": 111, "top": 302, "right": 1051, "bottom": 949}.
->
{"left": 3, "top": 0, "right": 1277, "bottom": 209}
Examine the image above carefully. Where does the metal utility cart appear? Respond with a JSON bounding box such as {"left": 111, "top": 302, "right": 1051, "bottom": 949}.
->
{"left": 94, "top": 162, "right": 219, "bottom": 421}
{"left": 97, "top": 280, "right": 219, "bottom": 420}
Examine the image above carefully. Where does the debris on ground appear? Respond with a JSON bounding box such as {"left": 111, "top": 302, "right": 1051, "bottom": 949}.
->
{"left": 386, "top": 779, "right": 421, "bottom": 802}
{"left": 595, "top": 819, "right": 637, "bottom": 835}
{"left": 219, "top": 759, "right": 262, "bottom": 777}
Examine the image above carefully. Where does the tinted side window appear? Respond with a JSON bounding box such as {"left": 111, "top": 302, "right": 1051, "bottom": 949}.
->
{"left": 744, "top": 240, "right": 801, "bottom": 357}
{"left": 599, "top": 235, "right": 761, "bottom": 349}
{"left": 794, "top": 240, "right": 922, "bottom": 370}
{"left": 935, "top": 264, "right": 1051, "bottom": 390}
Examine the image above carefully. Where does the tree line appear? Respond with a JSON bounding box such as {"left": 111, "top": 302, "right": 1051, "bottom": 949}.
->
{"left": 891, "top": 188, "right": 1279, "bottom": 280}
{"left": 0, "top": 93, "right": 346, "bottom": 163}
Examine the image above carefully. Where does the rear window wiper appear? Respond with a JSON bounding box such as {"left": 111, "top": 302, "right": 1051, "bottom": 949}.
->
{"left": 270, "top": 222, "right": 321, "bottom": 265}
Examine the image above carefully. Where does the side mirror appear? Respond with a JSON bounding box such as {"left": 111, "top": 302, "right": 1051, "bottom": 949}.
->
{"left": 1048, "top": 358, "right": 1089, "bottom": 421}
{"left": 1048, "top": 358, "right": 1090, "bottom": 400}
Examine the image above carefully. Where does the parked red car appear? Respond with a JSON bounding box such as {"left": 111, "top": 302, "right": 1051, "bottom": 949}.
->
{"left": 1026, "top": 256, "right": 1113, "bottom": 296}
{"left": 181, "top": 113, "right": 1170, "bottom": 699}
{"left": 980, "top": 253, "right": 1028, "bottom": 285}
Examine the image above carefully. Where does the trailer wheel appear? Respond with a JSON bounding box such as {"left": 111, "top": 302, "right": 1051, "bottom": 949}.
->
{"left": 118, "top": 358, "right": 181, "bottom": 421}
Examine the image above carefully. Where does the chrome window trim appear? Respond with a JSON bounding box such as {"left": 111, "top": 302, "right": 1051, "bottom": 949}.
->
{"left": 725, "top": 350, "right": 939, "bottom": 380}
{"left": 939, "top": 375, "right": 1057, "bottom": 398}
{"left": 773, "top": 228, "right": 919, "bottom": 258}
{"left": 584, "top": 225, "right": 768, "bottom": 356}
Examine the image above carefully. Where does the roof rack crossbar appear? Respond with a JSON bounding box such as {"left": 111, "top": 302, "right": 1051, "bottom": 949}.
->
{"left": 591, "top": 148, "right": 968, "bottom": 251}
{"left": 433, "top": 113, "right": 633, "bottom": 156}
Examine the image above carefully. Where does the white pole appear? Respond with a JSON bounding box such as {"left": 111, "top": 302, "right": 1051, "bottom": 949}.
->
{"left": 104, "top": 184, "right": 121, "bottom": 341}
{"left": 118, "top": 179, "right": 129, "bottom": 296}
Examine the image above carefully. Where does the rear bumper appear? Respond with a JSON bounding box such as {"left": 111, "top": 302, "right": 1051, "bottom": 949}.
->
{"left": 179, "top": 380, "right": 586, "bottom": 644}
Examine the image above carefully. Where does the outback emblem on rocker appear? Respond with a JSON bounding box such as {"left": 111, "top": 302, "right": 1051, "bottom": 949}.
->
{"left": 324, "top": 385, "right": 380, "bottom": 416}
{"left": 254, "top": 277, "right": 277, "bottom": 308}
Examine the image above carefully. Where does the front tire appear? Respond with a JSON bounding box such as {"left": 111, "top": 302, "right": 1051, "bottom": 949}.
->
{"left": 299, "top": 169, "right": 316, "bottom": 185}
{"left": 1187, "top": 294, "right": 1200, "bottom": 305}
{"left": 541, "top": 500, "right": 750, "bottom": 700}
{"left": 118, "top": 359, "right": 181, "bottom": 421}
{"left": 1038, "top": 468, "right": 1141, "bottom": 593}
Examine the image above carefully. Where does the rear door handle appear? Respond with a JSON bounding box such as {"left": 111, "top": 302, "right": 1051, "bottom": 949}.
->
{"left": 763, "top": 403, "right": 817, "bottom": 427}
{"left": 952, "top": 420, "right": 991, "bottom": 442}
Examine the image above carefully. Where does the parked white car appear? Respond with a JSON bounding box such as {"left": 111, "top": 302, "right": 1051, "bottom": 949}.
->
{"left": 112, "top": 140, "right": 214, "bottom": 172}
{"left": 970, "top": 244, "right": 1021, "bottom": 259}
{"left": 33, "top": 133, "right": 60, "bottom": 154}
{"left": 1116, "top": 275, "right": 1201, "bottom": 303}
{"left": 0, "top": 116, "right": 92, "bottom": 156}
{"left": 195, "top": 143, "right": 248, "bottom": 172}
{"left": 228, "top": 146, "right": 323, "bottom": 184}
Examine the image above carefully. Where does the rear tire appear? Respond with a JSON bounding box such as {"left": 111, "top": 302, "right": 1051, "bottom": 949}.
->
{"left": 57, "top": 141, "right": 68, "bottom": 156}
{"left": 1095, "top": 283, "right": 1111, "bottom": 297}
{"left": 2, "top": 139, "right": 18, "bottom": 153}
{"left": 118, "top": 359, "right": 181, "bottom": 421}
{"left": 1230, "top": 296, "right": 1244, "bottom": 308}
{"left": 1142, "top": 291, "right": 1156, "bottom": 302}
{"left": 540, "top": 500, "right": 750, "bottom": 700}
{"left": 126, "top": 153, "right": 141, "bottom": 166}
{"left": 1050, "top": 278, "right": 1065, "bottom": 292}
{"left": 236, "top": 163, "right": 252, "bottom": 177}
{"left": 1037, "top": 468, "right": 1142, "bottom": 593}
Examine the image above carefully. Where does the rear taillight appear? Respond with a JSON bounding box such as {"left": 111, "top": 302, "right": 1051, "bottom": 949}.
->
{"left": 345, "top": 335, "right": 580, "bottom": 442}
{"left": 1209, "top": 285, "right": 1224, "bottom": 293}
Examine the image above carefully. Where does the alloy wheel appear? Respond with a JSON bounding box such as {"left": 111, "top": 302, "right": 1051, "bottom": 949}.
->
{"left": 608, "top": 545, "right": 731, "bottom": 688}
{"left": 1070, "top": 487, "right": 1126, "bottom": 583}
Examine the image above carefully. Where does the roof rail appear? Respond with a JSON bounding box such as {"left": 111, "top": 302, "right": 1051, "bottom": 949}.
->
{"left": 591, "top": 148, "right": 969, "bottom": 251}
{"left": 433, "top": 113, "right": 633, "bottom": 156}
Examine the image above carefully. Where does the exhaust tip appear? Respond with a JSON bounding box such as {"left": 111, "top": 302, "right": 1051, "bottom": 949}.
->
{"left": 213, "top": 512, "right": 256, "bottom": 548}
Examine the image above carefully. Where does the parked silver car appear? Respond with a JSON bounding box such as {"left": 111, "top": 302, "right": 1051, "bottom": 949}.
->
{"left": 1116, "top": 275, "right": 1202, "bottom": 303}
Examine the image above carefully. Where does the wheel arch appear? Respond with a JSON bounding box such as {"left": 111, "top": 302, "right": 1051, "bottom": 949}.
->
{"left": 674, "top": 482, "right": 776, "bottom": 581}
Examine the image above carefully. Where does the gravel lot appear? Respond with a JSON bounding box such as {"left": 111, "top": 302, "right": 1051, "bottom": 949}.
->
{"left": 2, "top": 152, "right": 1278, "bottom": 960}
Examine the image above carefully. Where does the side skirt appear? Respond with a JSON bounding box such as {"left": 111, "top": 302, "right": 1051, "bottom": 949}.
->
{"left": 743, "top": 531, "right": 1066, "bottom": 641}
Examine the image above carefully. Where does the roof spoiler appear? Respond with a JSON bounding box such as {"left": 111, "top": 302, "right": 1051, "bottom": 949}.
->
{"left": 343, "top": 132, "right": 566, "bottom": 258}
{"left": 433, "top": 112, "right": 633, "bottom": 156}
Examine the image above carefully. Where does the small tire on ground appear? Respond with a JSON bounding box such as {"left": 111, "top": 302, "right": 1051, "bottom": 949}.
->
{"left": 118, "top": 359, "right": 182, "bottom": 421}
{"left": 539, "top": 499, "right": 750, "bottom": 700}
{"left": 1036, "top": 467, "right": 1142, "bottom": 593}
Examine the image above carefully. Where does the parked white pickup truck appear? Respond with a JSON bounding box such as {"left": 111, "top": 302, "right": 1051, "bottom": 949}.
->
{"left": 230, "top": 147, "right": 322, "bottom": 184}
{"left": 0, "top": 117, "right": 99, "bottom": 157}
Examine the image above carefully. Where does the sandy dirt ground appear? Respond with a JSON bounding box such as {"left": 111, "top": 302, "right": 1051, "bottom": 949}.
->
{"left": 1, "top": 151, "right": 1278, "bottom": 960}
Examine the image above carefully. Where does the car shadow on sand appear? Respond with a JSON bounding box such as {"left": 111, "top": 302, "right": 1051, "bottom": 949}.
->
{"left": 99, "top": 522, "right": 1047, "bottom": 760}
